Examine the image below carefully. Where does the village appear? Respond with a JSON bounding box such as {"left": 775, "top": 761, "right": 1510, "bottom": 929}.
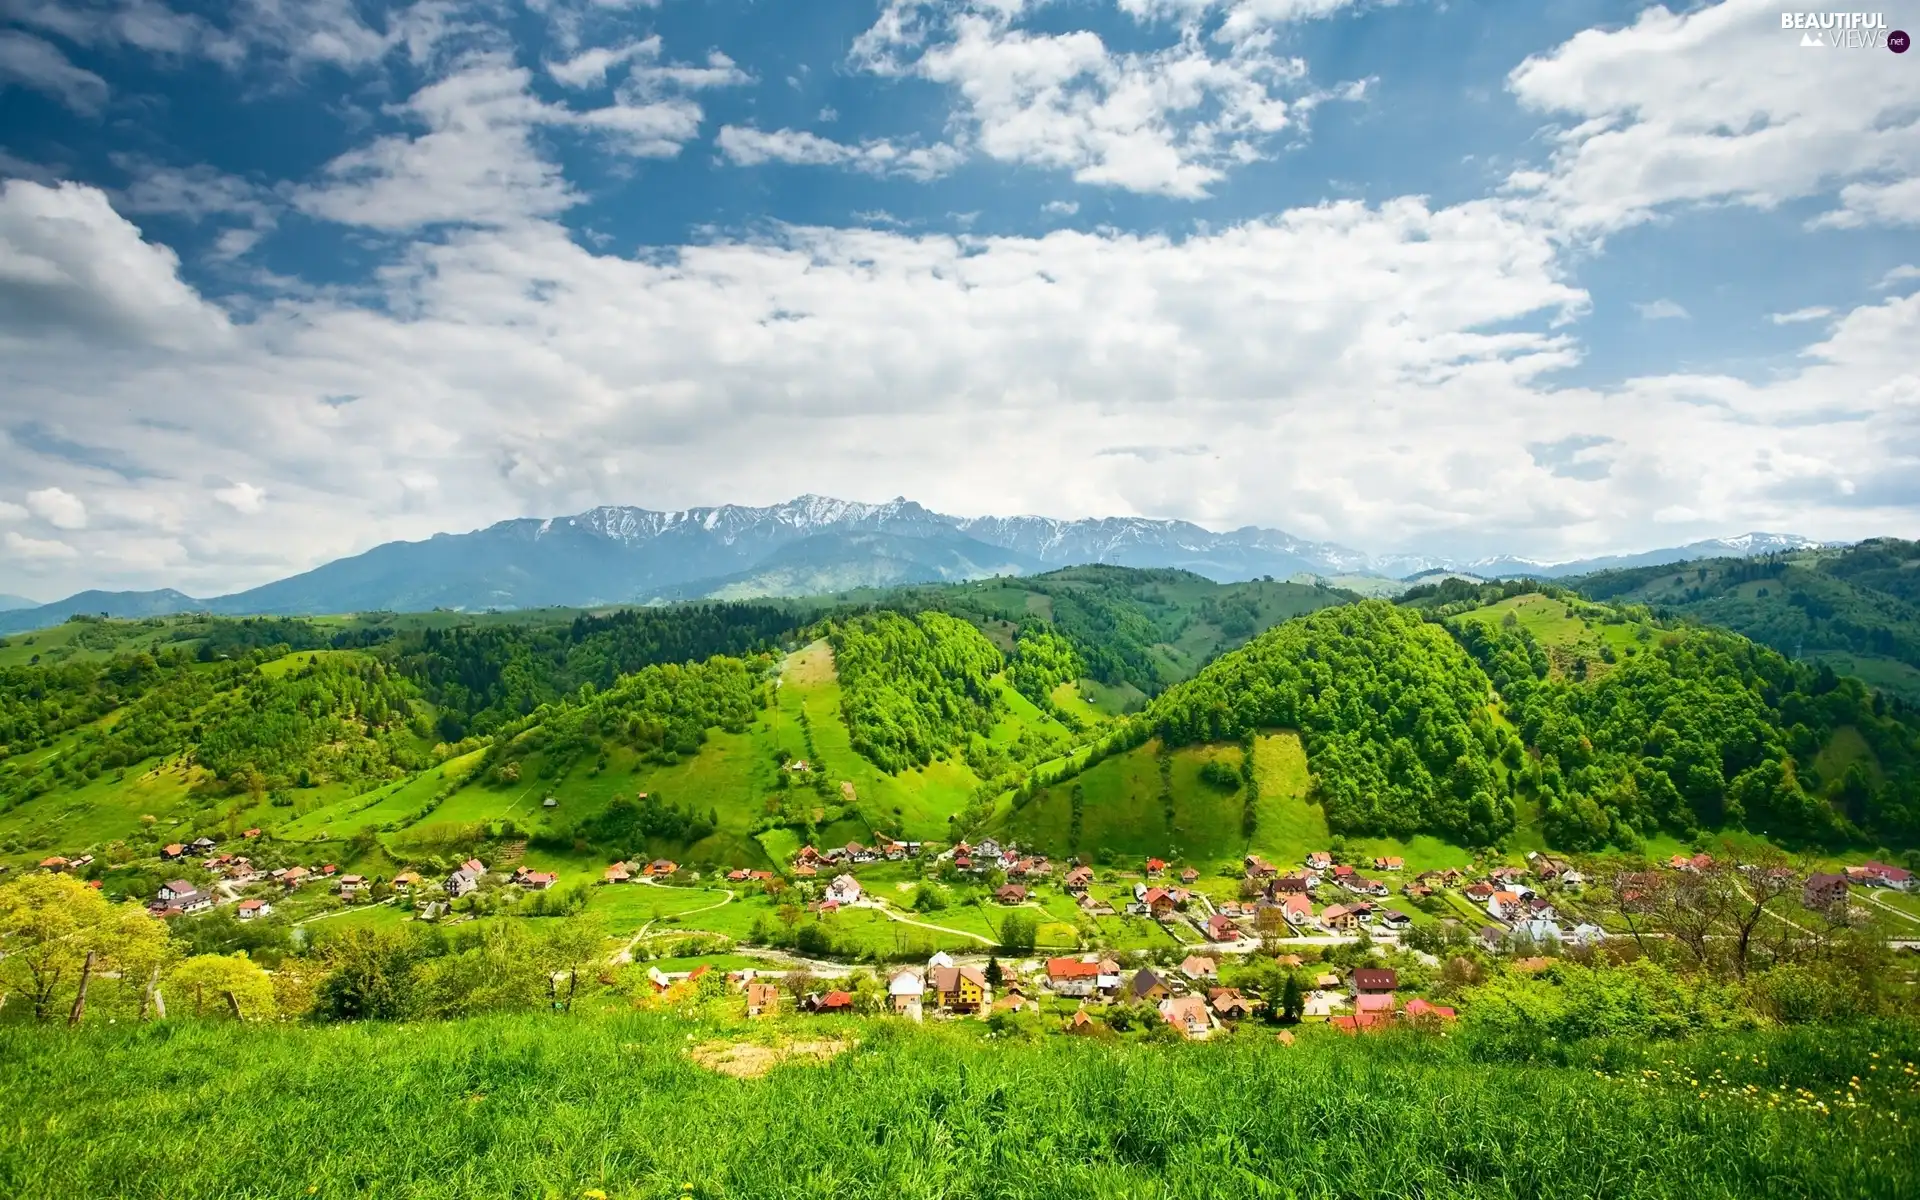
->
{"left": 24, "top": 826, "right": 1917, "bottom": 1040}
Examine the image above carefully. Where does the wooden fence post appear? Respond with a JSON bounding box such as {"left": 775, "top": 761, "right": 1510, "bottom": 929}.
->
{"left": 67, "top": 951, "right": 96, "bottom": 1028}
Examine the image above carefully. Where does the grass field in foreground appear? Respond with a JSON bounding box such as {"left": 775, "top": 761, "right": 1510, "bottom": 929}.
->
{"left": 2, "top": 1015, "right": 1914, "bottom": 1199}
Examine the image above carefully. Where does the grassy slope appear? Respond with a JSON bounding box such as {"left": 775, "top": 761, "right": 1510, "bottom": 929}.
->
{"left": 1567, "top": 549, "right": 1920, "bottom": 700}
{"left": 994, "top": 730, "right": 1485, "bottom": 875}
{"left": 2, "top": 1017, "right": 1913, "bottom": 1199}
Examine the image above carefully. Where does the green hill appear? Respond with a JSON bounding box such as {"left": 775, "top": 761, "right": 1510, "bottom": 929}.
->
{"left": 5, "top": 574, "right": 1920, "bottom": 893}
{"left": 834, "top": 565, "right": 1354, "bottom": 705}
{"left": 1564, "top": 538, "right": 1920, "bottom": 700}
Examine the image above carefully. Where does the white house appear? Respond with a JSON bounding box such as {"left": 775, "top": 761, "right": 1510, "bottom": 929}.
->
{"left": 446, "top": 866, "right": 482, "bottom": 897}
{"left": 928, "top": 950, "right": 955, "bottom": 970}
{"left": 826, "top": 874, "right": 863, "bottom": 905}
{"left": 1047, "top": 957, "right": 1101, "bottom": 998}
{"left": 237, "top": 898, "right": 272, "bottom": 920}
{"left": 1569, "top": 922, "right": 1607, "bottom": 946}
{"left": 1513, "top": 918, "right": 1563, "bottom": 945}
{"left": 156, "top": 880, "right": 198, "bottom": 903}
{"left": 888, "top": 969, "right": 926, "bottom": 1018}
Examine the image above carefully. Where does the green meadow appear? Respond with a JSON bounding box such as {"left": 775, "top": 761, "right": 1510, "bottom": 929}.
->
{"left": 2, "top": 1015, "right": 1914, "bottom": 1199}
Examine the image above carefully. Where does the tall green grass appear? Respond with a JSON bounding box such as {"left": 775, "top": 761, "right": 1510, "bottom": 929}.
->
{"left": 2, "top": 1016, "right": 1914, "bottom": 1199}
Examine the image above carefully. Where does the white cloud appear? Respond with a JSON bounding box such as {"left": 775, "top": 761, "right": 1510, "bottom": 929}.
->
{"left": 0, "top": 179, "right": 232, "bottom": 347}
{"left": 850, "top": 1, "right": 1366, "bottom": 198}
{"left": 1634, "top": 299, "right": 1689, "bottom": 321}
{"left": 0, "top": 30, "right": 109, "bottom": 113}
{"left": 1506, "top": 0, "right": 1920, "bottom": 233}
{"left": 1768, "top": 306, "right": 1832, "bottom": 325}
{"left": 4, "top": 530, "right": 78, "bottom": 560}
{"left": 213, "top": 481, "right": 267, "bottom": 513}
{"left": 295, "top": 62, "right": 576, "bottom": 231}
{"left": 6, "top": 157, "right": 1920, "bottom": 594}
{"left": 716, "top": 127, "right": 964, "bottom": 180}
{"left": 0, "top": 0, "right": 473, "bottom": 73}
{"left": 1812, "top": 178, "right": 1920, "bottom": 230}
{"left": 549, "top": 37, "right": 658, "bottom": 88}
{"left": 2, "top": 6, "right": 1917, "bottom": 595}
{"left": 1043, "top": 199, "right": 1079, "bottom": 215}
{"left": 0, "top": 500, "right": 26, "bottom": 522}
{"left": 26, "top": 486, "right": 87, "bottom": 529}
{"left": 1879, "top": 265, "right": 1920, "bottom": 290}
{"left": 114, "top": 159, "right": 279, "bottom": 259}
{"left": 296, "top": 51, "right": 743, "bottom": 231}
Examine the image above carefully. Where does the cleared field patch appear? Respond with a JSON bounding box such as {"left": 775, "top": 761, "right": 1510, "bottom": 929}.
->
{"left": 998, "top": 739, "right": 1254, "bottom": 866}
{"left": 255, "top": 648, "right": 373, "bottom": 680}
{"left": 590, "top": 884, "right": 737, "bottom": 937}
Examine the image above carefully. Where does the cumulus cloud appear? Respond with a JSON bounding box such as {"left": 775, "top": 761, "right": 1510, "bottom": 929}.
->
{"left": 0, "top": 179, "right": 231, "bottom": 347}
{"left": 213, "top": 481, "right": 266, "bottom": 513}
{"left": 849, "top": 0, "right": 1368, "bottom": 197}
{"left": 1505, "top": 0, "right": 1920, "bottom": 233}
{"left": 0, "top": 500, "right": 26, "bottom": 522}
{"left": 4, "top": 531, "right": 78, "bottom": 560}
{"left": 0, "top": 29, "right": 109, "bottom": 113}
{"left": 295, "top": 53, "right": 743, "bottom": 231}
{"left": 1, "top": 2, "right": 1917, "bottom": 598}
{"left": 716, "top": 126, "right": 964, "bottom": 180}
{"left": 26, "top": 486, "right": 87, "bottom": 529}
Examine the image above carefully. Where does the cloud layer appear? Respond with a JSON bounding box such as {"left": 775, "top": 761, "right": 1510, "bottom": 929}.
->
{"left": 0, "top": 0, "right": 1916, "bottom": 598}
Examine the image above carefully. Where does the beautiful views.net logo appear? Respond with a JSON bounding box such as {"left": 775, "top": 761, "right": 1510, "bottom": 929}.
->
{"left": 1781, "top": 12, "right": 1909, "bottom": 50}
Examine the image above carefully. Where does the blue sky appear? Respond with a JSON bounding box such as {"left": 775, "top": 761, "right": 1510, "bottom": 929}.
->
{"left": 0, "top": 0, "right": 1917, "bottom": 597}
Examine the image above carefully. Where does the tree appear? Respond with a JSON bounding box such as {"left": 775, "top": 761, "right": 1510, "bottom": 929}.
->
{"left": 984, "top": 956, "right": 1004, "bottom": 988}
{"left": 0, "top": 874, "right": 167, "bottom": 1022}
{"left": 167, "top": 953, "right": 277, "bottom": 1020}
{"left": 997, "top": 912, "right": 1037, "bottom": 955}
{"left": 314, "top": 927, "right": 420, "bottom": 1021}
{"left": 782, "top": 968, "right": 817, "bottom": 1004}
{"left": 849, "top": 971, "right": 886, "bottom": 1014}
{"left": 542, "top": 914, "right": 607, "bottom": 1012}
{"left": 1279, "top": 972, "right": 1304, "bottom": 1023}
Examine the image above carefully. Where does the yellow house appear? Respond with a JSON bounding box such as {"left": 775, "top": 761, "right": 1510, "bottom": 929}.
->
{"left": 931, "top": 966, "right": 987, "bottom": 1013}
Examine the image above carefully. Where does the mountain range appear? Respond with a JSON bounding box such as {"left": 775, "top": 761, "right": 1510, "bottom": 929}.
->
{"left": 0, "top": 495, "right": 1831, "bottom": 635}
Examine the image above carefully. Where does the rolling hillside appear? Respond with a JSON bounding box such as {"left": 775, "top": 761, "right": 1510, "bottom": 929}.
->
{"left": 1564, "top": 538, "right": 1920, "bottom": 700}
{"left": 4, "top": 572, "right": 1919, "bottom": 896}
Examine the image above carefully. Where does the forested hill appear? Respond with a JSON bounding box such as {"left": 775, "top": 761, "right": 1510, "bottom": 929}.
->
{"left": 845, "top": 565, "right": 1352, "bottom": 703}
{"left": 1121, "top": 590, "right": 1920, "bottom": 855}
{"left": 1561, "top": 538, "right": 1920, "bottom": 701}
{"left": 4, "top": 567, "right": 1920, "bottom": 877}
{"left": 1145, "top": 602, "right": 1512, "bottom": 845}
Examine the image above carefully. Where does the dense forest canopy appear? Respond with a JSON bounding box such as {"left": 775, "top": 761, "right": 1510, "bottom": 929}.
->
{"left": 1452, "top": 616, "right": 1920, "bottom": 851}
{"left": 385, "top": 604, "right": 805, "bottom": 739}
{"left": 1147, "top": 601, "right": 1513, "bottom": 845}
{"left": 3, "top": 556, "right": 1920, "bottom": 864}
{"left": 829, "top": 611, "right": 1005, "bottom": 773}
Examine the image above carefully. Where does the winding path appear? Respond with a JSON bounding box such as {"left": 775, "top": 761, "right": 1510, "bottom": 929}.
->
{"left": 613, "top": 886, "right": 736, "bottom": 963}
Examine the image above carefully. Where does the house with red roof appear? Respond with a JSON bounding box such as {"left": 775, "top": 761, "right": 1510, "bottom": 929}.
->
{"left": 1401, "top": 997, "right": 1457, "bottom": 1022}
